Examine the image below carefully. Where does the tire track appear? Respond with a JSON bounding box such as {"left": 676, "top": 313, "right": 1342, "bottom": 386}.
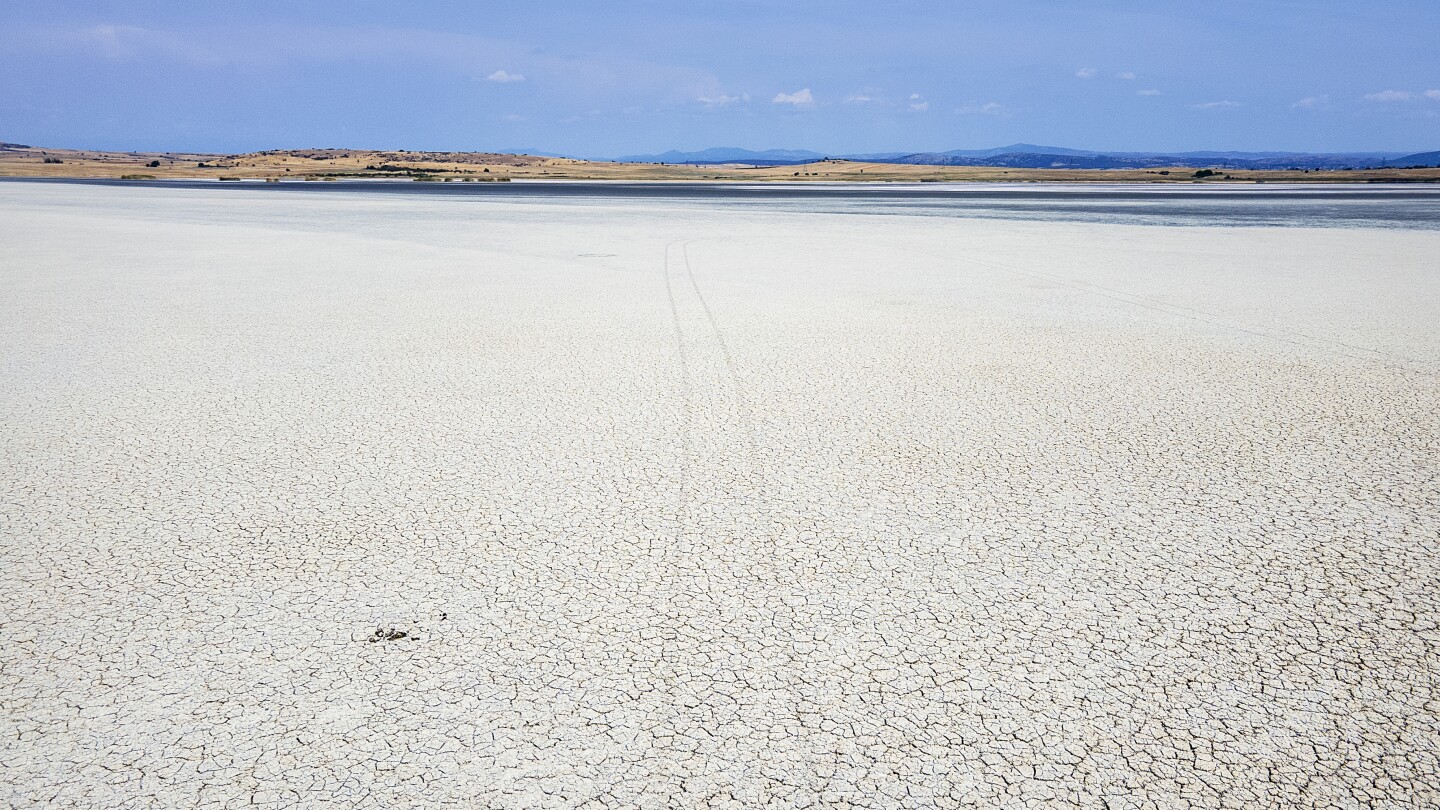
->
{"left": 661, "top": 240, "right": 695, "bottom": 548}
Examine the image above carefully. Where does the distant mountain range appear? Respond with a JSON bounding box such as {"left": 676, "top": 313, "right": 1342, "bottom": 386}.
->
{"left": 613, "top": 143, "right": 1440, "bottom": 170}
{"left": 615, "top": 147, "right": 827, "bottom": 165}
{"left": 1391, "top": 150, "right": 1440, "bottom": 168}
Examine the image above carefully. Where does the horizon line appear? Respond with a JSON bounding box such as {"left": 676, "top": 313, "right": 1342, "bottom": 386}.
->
{"left": 5, "top": 139, "right": 1436, "bottom": 160}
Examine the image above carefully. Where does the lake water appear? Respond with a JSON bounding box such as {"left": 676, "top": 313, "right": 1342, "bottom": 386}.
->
{"left": 8, "top": 178, "right": 1440, "bottom": 229}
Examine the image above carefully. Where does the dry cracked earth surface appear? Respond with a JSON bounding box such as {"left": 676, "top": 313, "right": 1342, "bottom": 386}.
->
{"left": 1, "top": 182, "right": 1438, "bottom": 809}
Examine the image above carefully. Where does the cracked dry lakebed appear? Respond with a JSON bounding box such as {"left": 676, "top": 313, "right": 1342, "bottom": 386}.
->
{"left": 2, "top": 180, "right": 1439, "bottom": 808}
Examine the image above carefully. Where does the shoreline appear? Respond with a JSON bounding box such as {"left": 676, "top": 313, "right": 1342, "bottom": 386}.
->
{"left": 6, "top": 174, "right": 1438, "bottom": 231}
{"left": 7, "top": 175, "right": 1440, "bottom": 192}
{"left": 8, "top": 171, "right": 1438, "bottom": 186}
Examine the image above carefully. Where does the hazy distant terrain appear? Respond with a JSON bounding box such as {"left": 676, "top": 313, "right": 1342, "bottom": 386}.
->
{"left": 617, "top": 143, "right": 1439, "bottom": 170}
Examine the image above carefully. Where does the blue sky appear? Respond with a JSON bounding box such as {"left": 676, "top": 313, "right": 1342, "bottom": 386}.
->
{"left": 2, "top": 0, "right": 1437, "bottom": 156}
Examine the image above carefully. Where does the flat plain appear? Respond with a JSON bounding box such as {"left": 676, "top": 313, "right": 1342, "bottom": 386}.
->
{"left": 1, "top": 181, "right": 1438, "bottom": 808}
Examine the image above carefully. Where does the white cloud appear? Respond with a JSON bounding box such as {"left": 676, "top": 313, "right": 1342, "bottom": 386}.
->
{"left": 1427, "top": 89, "right": 1440, "bottom": 100}
{"left": 501, "top": 113, "right": 524, "bottom": 122}
{"left": 1292, "top": 95, "right": 1329, "bottom": 110}
{"left": 697, "top": 93, "right": 748, "bottom": 107}
{"left": 1137, "top": 89, "right": 1162, "bottom": 96}
{"left": 844, "top": 93, "right": 875, "bottom": 104}
{"left": 1192, "top": 100, "right": 1241, "bottom": 109}
{"left": 908, "top": 93, "right": 928, "bottom": 111}
{"left": 485, "top": 69, "right": 524, "bottom": 83}
{"left": 773, "top": 88, "right": 814, "bottom": 105}
{"left": 1116, "top": 71, "right": 1136, "bottom": 80}
{"left": 1075, "top": 67, "right": 1098, "bottom": 78}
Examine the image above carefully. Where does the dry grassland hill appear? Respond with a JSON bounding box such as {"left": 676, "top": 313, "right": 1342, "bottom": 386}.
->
{"left": 3, "top": 143, "right": 1439, "bottom": 184}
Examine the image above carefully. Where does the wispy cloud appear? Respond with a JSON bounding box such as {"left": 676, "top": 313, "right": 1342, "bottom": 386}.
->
{"left": 1292, "top": 95, "right": 1329, "bottom": 110}
{"left": 844, "top": 93, "right": 875, "bottom": 104}
{"left": 485, "top": 69, "right": 524, "bottom": 83}
{"left": 1115, "top": 71, "right": 1136, "bottom": 80}
{"left": 1075, "top": 67, "right": 1098, "bottom": 78}
{"left": 956, "top": 101, "right": 1007, "bottom": 116}
{"left": 1193, "top": 100, "right": 1241, "bottom": 110}
{"left": 44, "top": 24, "right": 228, "bottom": 65}
{"left": 773, "top": 88, "right": 814, "bottom": 106}
{"left": 1365, "top": 89, "right": 1440, "bottom": 102}
{"left": 501, "top": 113, "right": 524, "bottom": 122}
{"left": 1137, "top": 88, "right": 1162, "bottom": 96}
{"left": 2, "top": 22, "right": 724, "bottom": 108}
{"left": 696, "top": 93, "right": 748, "bottom": 107}
{"left": 908, "top": 93, "right": 929, "bottom": 111}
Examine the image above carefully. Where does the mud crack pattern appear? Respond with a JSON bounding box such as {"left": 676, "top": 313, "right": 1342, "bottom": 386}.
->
{"left": 1, "top": 183, "right": 1438, "bottom": 808}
